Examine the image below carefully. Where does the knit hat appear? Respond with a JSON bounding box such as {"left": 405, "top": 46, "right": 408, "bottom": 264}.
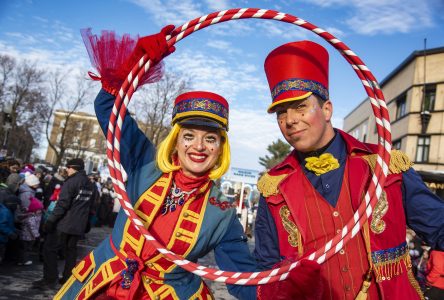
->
{"left": 66, "top": 158, "right": 85, "bottom": 171}
{"left": 6, "top": 173, "right": 22, "bottom": 193}
{"left": 25, "top": 173, "right": 40, "bottom": 187}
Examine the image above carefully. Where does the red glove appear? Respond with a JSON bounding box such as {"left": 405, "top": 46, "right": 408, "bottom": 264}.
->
{"left": 111, "top": 25, "right": 176, "bottom": 94}
{"left": 258, "top": 259, "right": 323, "bottom": 300}
{"left": 132, "top": 25, "right": 176, "bottom": 65}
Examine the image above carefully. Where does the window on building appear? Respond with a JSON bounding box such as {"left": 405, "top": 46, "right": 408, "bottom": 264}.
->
{"left": 415, "top": 136, "right": 430, "bottom": 163}
{"left": 89, "top": 139, "right": 96, "bottom": 148}
{"left": 93, "top": 124, "right": 99, "bottom": 133}
{"left": 352, "top": 128, "right": 360, "bottom": 139}
{"left": 73, "top": 136, "right": 80, "bottom": 145}
{"left": 59, "top": 120, "right": 66, "bottom": 128}
{"left": 395, "top": 93, "right": 407, "bottom": 119}
{"left": 56, "top": 133, "right": 62, "bottom": 143}
{"left": 76, "top": 122, "right": 83, "bottom": 131}
{"left": 423, "top": 85, "right": 436, "bottom": 112}
{"left": 362, "top": 124, "right": 367, "bottom": 142}
{"left": 392, "top": 139, "right": 402, "bottom": 150}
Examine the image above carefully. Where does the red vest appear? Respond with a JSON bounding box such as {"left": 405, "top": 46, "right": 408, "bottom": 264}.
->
{"left": 264, "top": 131, "right": 423, "bottom": 300}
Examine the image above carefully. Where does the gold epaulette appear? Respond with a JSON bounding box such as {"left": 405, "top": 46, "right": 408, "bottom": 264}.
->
{"left": 361, "top": 150, "right": 413, "bottom": 174}
{"left": 257, "top": 173, "right": 288, "bottom": 197}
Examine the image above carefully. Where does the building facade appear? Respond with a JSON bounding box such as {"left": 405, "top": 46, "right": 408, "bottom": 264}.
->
{"left": 343, "top": 46, "right": 444, "bottom": 198}
{"left": 45, "top": 110, "right": 107, "bottom": 174}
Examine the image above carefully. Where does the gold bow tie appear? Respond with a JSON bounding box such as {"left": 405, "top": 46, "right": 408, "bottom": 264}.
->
{"left": 304, "top": 153, "right": 340, "bottom": 176}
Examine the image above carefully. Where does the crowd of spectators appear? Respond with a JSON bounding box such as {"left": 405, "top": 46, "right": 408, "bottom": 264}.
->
{"left": 0, "top": 156, "right": 119, "bottom": 290}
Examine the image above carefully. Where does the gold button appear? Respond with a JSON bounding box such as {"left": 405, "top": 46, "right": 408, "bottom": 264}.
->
{"left": 154, "top": 296, "right": 160, "bottom": 300}
{"left": 339, "top": 249, "right": 345, "bottom": 255}
{"left": 147, "top": 262, "right": 153, "bottom": 267}
{"left": 341, "top": 266, "right": 348, "bottom": 272}
{"left": 333, "top": 211, "right": 339, "bottom": 217}
{"left": 336, "top": 229, "right": 341, "bottom": 234}
{"left": 175, "top": 232, "right": 182, "bottom": 237}
{"left": 183, "top": 212, "right": 189, "bottom": 217}
{"left": 145, "top": 278, "right": 152, "bottom": 284}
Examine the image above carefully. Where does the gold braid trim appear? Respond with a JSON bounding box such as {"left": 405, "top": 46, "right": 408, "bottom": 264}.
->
{"left": 406, "top": 256, "right": 425, "bottom": 300}
{"left": 361, "top": 150, "right": 413, "bottom": 174}
{"left": 257, "top": 173, "right": 288, "bottom": 197}
{"left": 355, "top": 222, "right": 373, "bottom": 300}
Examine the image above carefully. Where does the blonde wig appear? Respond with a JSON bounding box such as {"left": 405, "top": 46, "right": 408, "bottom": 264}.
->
{"left": 156, "top": 123, "right": 230, "bottom": 180}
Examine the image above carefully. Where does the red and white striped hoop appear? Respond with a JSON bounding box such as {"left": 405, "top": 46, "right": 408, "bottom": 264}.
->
{"left": 104, "top": 8, "right": 391, "bottom": 285}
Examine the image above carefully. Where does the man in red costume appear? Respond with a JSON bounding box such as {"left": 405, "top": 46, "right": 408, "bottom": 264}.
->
{"left": 254, "top": 40, "right": 444, "bottom": 299}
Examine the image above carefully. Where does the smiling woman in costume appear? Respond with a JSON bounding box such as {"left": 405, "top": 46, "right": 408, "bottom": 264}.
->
{"left": 54, "top": 26, "right": 257, "bottom": 300}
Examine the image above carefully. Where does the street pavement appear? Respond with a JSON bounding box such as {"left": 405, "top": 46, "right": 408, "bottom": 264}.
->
{"left": 0, "top": 226, "right": 252, "bottom": 299}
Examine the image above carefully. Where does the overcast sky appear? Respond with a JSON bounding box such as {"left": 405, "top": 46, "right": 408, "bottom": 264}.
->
{"left": 1, "top": 0, "right": 443, "bottom": 170}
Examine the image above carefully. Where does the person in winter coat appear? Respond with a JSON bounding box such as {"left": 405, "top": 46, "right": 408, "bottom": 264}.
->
{"left": 43, "top": 168, "right": 67, "bottom": 209}
{"left": 0, "top": 199, "right": 18, "bottom": 263}
{"left": 0, "top": 169, "right": 21, "bottom": 207}
{"left": 34, "top": 158, "right": 97, "bottom": 290}
{"left": 16, "top": 173, "right": 41, "bottom": 266}
{"left": 0, "top": 171, "right": 22, "bottom": 263}
{"left": 44, "top": 184, "right": 61, "bottom": 222}
{"left": 97, "top": 181, "right": 115, "bottom": 227}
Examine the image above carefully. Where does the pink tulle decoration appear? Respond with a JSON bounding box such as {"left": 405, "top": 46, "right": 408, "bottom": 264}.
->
{"left": 81, "top": 28, "right": 164, "bottom": 93}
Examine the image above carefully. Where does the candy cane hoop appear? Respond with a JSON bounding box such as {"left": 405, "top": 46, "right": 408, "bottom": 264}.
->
{"left": 105, "top": 8, "right": 392, "bottom": 285}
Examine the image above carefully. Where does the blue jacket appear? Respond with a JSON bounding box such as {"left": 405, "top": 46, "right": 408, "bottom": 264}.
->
{"left": 0, "top": 203, "right": 15, "bottom": 244}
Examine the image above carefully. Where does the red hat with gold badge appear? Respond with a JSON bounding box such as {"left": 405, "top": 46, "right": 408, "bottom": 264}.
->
{"left": 264, "top": 40, "right": 329, "bottom": 113}
{"left": 172, "top": 91, "right": 229, "bottom": 131}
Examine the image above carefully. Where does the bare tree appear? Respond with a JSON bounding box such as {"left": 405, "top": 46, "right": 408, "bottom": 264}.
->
{"left": 0, "top": 55, "right": 15, "bottom": 102}
{"left": 0, "top": 54, "right": 48, "bottom": 160}
{"left": 132, "top": 70, "right": 191, "bottom": 146}
{"left": 44, "top": 70, "right": 94, "bottom": 169}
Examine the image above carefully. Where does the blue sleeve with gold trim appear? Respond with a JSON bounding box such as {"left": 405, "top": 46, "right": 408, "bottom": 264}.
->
{"left": 402, "top": 168, "right": 444, "bottom": 250}
{"left": 214, "top": 213, "right": 257, "bottom": 300}
{"left": 94, "top": 89, "right": 155, "bottom": 173}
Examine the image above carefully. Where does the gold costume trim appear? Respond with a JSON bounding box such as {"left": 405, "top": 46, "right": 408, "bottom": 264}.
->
{"left": 361, "top": 150, "right": 413, "bottom": 175}
{"left": 257, "top": 173, "right": 287, "bottom": 197}
{"left": 370, "top": 191, "right": 388, "bottom": 234}
{"left": 279, "top": 205, "right": 303, "bottom": 256}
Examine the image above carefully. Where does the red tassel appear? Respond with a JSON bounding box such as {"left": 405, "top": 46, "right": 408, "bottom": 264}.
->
{"left": 81, "top": 28, "right": 164, "bottom": 94}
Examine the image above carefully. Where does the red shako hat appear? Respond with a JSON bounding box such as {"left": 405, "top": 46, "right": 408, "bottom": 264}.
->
{"left": 172, "top": 91, "right": 229, "bottom": 131}
{"left": 264, "top": 40, "right": 329, "bottom": 113}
